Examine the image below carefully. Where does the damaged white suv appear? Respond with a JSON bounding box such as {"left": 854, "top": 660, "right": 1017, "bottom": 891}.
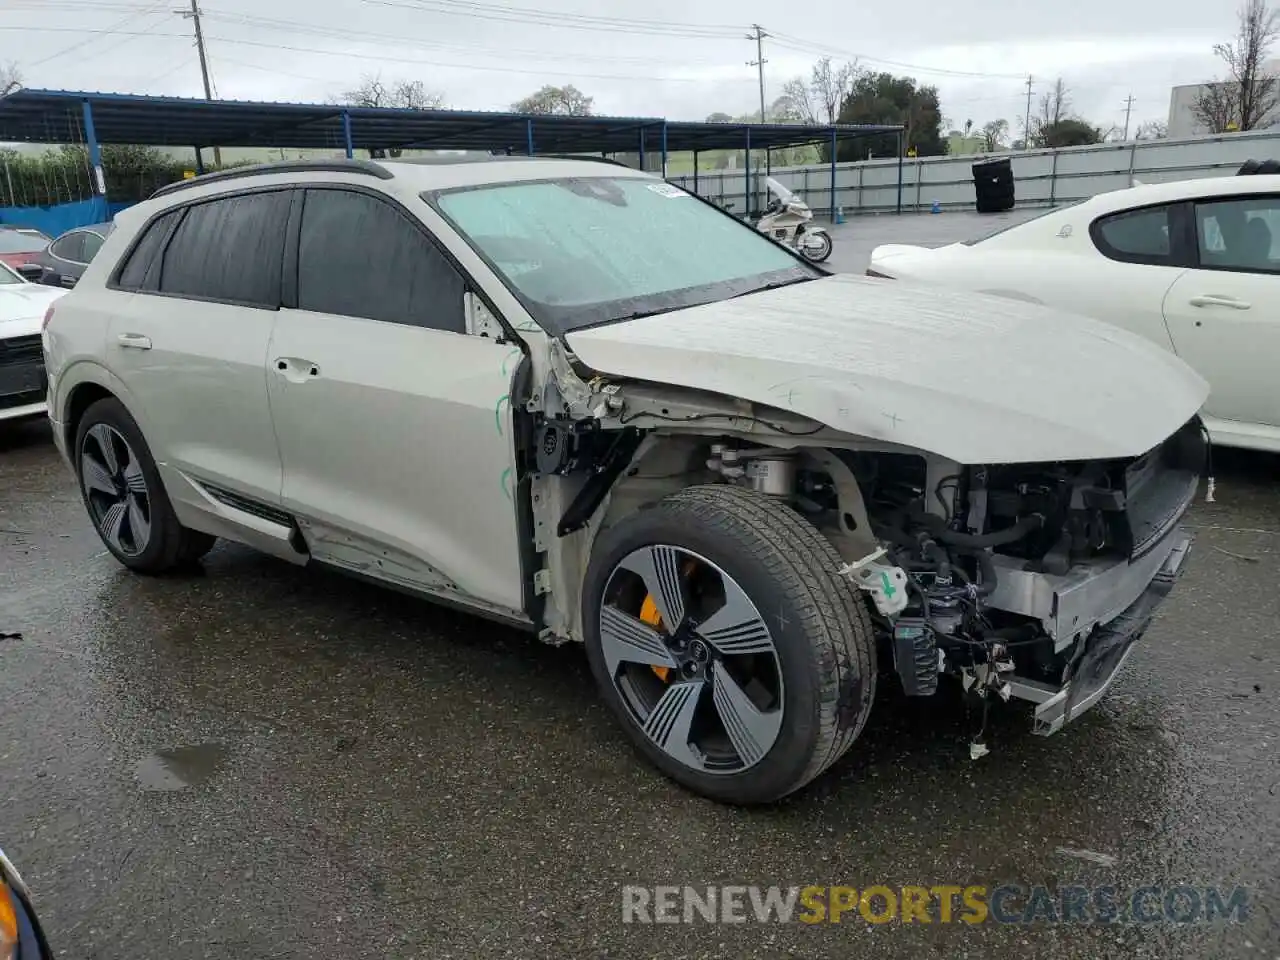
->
{"left": 44, "top": 157, "right": 1207, "bottom": 804}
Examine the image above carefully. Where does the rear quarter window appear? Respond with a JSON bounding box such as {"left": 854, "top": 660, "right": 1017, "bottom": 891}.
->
{"left": 1090, "top": 204, "right": 1176, "bottom": 265}
{"left": 115, "top": 210, "right": 182, "bottom": 291}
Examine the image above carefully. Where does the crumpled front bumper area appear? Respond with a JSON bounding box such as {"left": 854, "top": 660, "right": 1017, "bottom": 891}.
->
{"left": 1005, "top": 529, "right": 1193, "bottom": 736}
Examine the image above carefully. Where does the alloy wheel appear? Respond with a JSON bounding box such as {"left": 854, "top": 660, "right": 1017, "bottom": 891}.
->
{"left": 80, "top": 423, "right": 152, "bottom": 557}
{"left": 600, "top": 545, "right": 784, "bottom": 774}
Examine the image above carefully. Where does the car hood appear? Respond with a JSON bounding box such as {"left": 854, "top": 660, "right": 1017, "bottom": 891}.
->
{"left": 565, "top": 274, "right": 1208, "bottom": 464}
{"left": 0, "top": 283, "right": 64, "bottom": 338}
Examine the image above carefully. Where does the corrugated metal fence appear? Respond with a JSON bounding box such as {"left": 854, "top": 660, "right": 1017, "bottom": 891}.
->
{"left": 667, "top": 128, "right": 1280, "bottom": 217}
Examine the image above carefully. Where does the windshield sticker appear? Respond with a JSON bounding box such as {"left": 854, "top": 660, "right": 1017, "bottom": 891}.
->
{"left": 647, "top": 183, "right": 690, "bottom": 198}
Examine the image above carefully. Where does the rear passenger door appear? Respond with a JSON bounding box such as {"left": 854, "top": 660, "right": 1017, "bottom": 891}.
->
{"left": 268, "top": 186, "right": 526, "bottom": 614}
{"left": 108, "top": 189, "right": 294, "bottom": 543}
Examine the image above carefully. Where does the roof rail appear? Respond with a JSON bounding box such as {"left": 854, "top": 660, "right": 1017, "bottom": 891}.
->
{"left": 536, "top": 154, "right": 638, "bottom": 169}
{"left": 151, "top": 158, "right": 393, "bottom": 199}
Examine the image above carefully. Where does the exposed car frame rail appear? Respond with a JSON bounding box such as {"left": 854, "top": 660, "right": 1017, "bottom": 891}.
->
{"left": 151, "top": 159, "right": 394, "bottom": 199}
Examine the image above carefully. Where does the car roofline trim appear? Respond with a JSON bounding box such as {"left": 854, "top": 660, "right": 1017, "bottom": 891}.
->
{"left": 150, "top": 159, "right": 393, "bottom": 199}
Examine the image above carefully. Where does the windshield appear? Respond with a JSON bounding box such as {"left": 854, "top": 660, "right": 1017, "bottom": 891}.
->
{"left": 766, "top": 177, "right": 796, "bottom": 203}
{"left": 430, "top": 176, "right": 818, "bottom": 333}
{"left": 0, "top": 231, "right": 47, "bottom": 255}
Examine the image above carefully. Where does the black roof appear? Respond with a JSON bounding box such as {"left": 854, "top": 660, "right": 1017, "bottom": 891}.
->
{"left": 0, "top": 88, "right": 902, "bottom": 154}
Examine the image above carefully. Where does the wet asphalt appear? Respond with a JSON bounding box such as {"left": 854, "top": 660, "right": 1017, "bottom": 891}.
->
{"left": 1, "top": 215, "right": 1278, "bottom": 959}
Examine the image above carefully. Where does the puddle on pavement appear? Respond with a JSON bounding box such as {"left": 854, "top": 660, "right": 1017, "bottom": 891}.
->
{"left": 135, "top": 743, "right": 228, "bottom": 792}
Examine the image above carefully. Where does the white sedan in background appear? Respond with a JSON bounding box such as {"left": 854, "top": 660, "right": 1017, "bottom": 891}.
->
{"left": 0, "top": 259, "right": 65, "bottom": 423}
{"left": 870, "top": 175, "right": 1280, "bottom": 453}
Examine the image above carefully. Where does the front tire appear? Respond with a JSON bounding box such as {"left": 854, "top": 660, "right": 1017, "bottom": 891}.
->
{"left": 74, "top": 397, "right": 216, "bottom": 574}
{"left": 583, "top": 484, "right": 876, "bottom": 804}
{"left": 800, "top": 231, "right": 833, "bottom": 263}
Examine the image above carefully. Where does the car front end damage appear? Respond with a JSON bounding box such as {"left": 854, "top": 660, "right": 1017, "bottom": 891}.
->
{"left": 527, "top": 338, "right": 1204, "bottom": 751}
{"left": 845, "top": 416, "right": 1204, "bottom": 741}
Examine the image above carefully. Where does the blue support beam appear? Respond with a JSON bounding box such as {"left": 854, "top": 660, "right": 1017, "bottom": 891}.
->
{"left": 638, "top": 127, "right": 645, "bottom": 171}
{"left": 342, "top": 110, "right": 354, "bottom": 159}
{"left": 526, "top": 118, "right": 534, "bottom": 156}
{"left": 830, "top": 128, "right": 838, "bottom": 223}
{"left": 81, "top": 98, "right": 104, "bottom": 197}
{"left": 194, "top": 147, "right": 205, "bottom": 175}
{"left": 693, "top": 150, "right": 699, "bottom": 193}
{"left": 660, "top": 121, "right": 668, "bottom": 178}
{"left": 744, "top": 127, "right": 751, "bottom": 218}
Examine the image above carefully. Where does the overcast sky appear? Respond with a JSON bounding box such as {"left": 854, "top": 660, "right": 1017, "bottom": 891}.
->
{"left": 3, "top": 0, "right": 1239, "bottom": 135}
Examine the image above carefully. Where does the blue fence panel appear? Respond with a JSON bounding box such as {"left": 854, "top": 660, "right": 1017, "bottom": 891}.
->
{"left": 0, "top": 196, "right": 133, "bottom": 236}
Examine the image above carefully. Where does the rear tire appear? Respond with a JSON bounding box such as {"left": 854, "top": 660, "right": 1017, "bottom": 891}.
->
{"left": 583, "top": 484, "right": 876, "bottom": 804}
{"left": 74, "top": 397, "right": 216, "bottom": 574}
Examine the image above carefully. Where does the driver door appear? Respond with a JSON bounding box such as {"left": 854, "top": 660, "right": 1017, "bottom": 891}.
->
{"left": 266, "top": 186, "right": 526, "bottom": 615}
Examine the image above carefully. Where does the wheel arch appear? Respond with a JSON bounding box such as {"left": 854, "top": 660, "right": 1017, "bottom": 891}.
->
{"left": 57, "top": 362, "right": 141, "bottom": 456}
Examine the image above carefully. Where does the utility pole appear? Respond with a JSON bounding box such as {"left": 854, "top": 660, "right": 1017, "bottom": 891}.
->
{"left": 1022, "top": 75, "right": 1034, "bottom": 150}
{"left": 746, "top": 23, "right": 769, "bottom": 176}
{"left": 179, "top": 0, "right": 221, "bottom": 166}
{"left": 746, "top": 24, "right": 768, "bottom": 123}
{"left": 1122, "top": 94, "right": 1136, "bottom": 140}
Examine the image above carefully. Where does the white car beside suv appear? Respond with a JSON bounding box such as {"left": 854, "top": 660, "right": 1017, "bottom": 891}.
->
{"left": 43, "top": 157, "right": 1206, "bottom": 803}
{"left": 1, "top": 259, "right": 65, "bottom": 423}
{"left": 869, "top": 174, "right": 1280, "bottom": 453}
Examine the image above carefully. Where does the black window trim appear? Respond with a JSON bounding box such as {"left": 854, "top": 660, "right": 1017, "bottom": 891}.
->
{"left": 107, "top": 183, "right": 296, "bottom": 310}
{"left": 283, "top": 182, "right": 513, "bottom": 340}
{"left": 1089, "top": 200, "right": 1195, "bottom": 268}
{"left": 1188, "top": 190, "right": 1280, "bottom": 276}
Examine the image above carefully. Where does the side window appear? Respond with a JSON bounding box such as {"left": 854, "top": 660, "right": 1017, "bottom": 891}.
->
{"left": 51, "top": 231, "right": 86, "bottom": 264}
{"left": 1195, "top": 196, "right": 1280, "bottom": 273}
{"left": 1091, "top": 205, "right": 1174, "bottom": 265}
{"left": 81, "top": 231, "right": 105, "bottom": 262}
{"left": 117, "top": 211, "right": 180, "bottom": 291}
{"left": 296, "top": 188, "right": 465, "bottom": 333}
{"left": 159, "top": 190, "right": 292, "bottom": 306}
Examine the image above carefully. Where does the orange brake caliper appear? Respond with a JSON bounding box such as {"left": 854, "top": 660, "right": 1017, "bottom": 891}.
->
{"left": 640, "top": 595, "right": 670, "bottom": 682}
{"left": 641, "top": 559, "right": 697, "bottom": 683}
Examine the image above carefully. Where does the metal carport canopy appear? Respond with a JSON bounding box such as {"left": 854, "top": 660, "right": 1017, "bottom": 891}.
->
{"left": 0, "top": 88, "right": 901, "bottom": 154}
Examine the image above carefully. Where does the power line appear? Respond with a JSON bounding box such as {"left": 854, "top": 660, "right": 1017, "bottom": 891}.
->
{"left": 200, "top": 34, "right": 731, "bottom": 84}
{"left": 363, "top": 0, "right": 744, "bottom": 39}
{"left": 766, "top": 31, "right": 1027, "bottom": 80}
{"left": 201, "top": 10, "right": 730, "bottom": 66}
{"left": 22, "top": 2, "right": 167, "bottom": 69}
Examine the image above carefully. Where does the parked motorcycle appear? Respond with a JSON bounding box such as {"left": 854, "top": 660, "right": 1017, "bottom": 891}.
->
{"left": 755, "top": 177, "right": 833, "bottom": 263}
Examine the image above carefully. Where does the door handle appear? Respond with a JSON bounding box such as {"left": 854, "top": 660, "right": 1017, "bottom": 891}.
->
{"left": 273, "top": 358, "right": 320, "bottom": 381}
{"left": 1189, "top": 294, "right": 1251, "bottom": 309}
{"left": 116, "top": 333, "right": 152, "bottom": 350}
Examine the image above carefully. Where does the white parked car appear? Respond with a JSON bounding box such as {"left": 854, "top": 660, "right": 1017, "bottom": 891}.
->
{"left": 44, "top": 157, "right": 1207, "bottom": 804}
{"left": 869, "top": 175, "right": 1280, "bottom": 453}
{"left": 0, "top": 259, "right": 65, "bottom": 423}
